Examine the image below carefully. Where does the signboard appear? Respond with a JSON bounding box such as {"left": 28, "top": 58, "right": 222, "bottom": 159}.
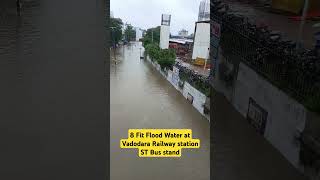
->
{"left": 247, "top": 98, "right": 268, "bottom": 135}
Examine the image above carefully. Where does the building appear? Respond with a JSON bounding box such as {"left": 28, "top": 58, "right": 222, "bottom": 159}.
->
{"left": 110, "top": 11, "right": 114, "bottom": 18}
{"left": 169, "top": 38, "right": 193, "bottom": 57}
{"left": 178, "top": 29, "right": 188, "bottom": 38}
{"left": 198, "top": 0, "right": 210, "bottom": 21}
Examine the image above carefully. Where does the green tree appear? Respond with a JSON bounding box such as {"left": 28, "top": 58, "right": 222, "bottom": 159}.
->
{"left": 143, "top": 26, "right": 175, "bottom": 69}
{"left": 145, "top": 43, "right": 160, "bottom": 61}
{"left": 157, "top": 48, "right": 176, "bottom": 70}
{"left": 142, "top": 26, "right": 160, "bottom": 48}
{"left": 124, "top": 24, "right": 136, "bottom": 41}
{"left": 110, "top": 17, "right": 123, "bottom": 46}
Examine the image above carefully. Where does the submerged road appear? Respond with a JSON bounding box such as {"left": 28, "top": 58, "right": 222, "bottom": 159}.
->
{"left": 110, "top": 42, "right": 210, "bottom": 180}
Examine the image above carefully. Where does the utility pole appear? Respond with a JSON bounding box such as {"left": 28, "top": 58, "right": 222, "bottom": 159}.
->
{"left": 296, "top": 0, "right": 309, "bottom": 49}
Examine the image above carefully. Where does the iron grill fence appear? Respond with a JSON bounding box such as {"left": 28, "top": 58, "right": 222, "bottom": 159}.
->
{"left": 211, "top": 9, "right": 320, "bottom": 112}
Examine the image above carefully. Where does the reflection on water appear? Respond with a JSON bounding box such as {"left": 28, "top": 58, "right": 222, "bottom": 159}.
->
{"left": 110, "top": 42, "right": 210, "bottom": 180}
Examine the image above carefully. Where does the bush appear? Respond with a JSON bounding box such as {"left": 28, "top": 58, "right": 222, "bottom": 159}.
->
{"left": 145, "top": 43, "right": 176, "bottom": 69}
{"left": 157, "top": 48, "right": 176, "bottom": 70}
{"left": 176, "top": 64, "right": 210, "bottom": 96}
{"left": 142, "top": 37, "right": 152, "bottom": 48}
{"left": 145, "top": 43, "right": 160, "bottom": 61}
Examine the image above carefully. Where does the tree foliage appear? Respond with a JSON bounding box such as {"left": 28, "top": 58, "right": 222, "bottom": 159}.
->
{"left": 110, "top": 17, "right": 123, "bottom": 45}
{"left": 157, "top": 48, "right": 176, "bottom": 70}
{"left": 145, "top": 43, "right": 176, "bottom": 70}
{"left": 143, "top": 26, "right": 175, "bottom": 69}
{"left": 124, "top": 24, "right": 136, "bottom": 41}
{"left": 145, "top": 43, "right": 160, "bottom": 61}
{"left": 142, "top": 26, "right": 160, "bottom": 48}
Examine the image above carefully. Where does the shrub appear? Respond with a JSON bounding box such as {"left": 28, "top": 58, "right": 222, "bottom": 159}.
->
{"left": 145, "top": 43, "right": 160, "bottom": 61}
{"left": 157, "top": 48, "right": 176, "bottom": 70}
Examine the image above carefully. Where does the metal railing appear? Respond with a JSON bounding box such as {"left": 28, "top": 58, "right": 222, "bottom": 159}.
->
{"left": 211, "top": 9, "right": 320, "bottom": 112}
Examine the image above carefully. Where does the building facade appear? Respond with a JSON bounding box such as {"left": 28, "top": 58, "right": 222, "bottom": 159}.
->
{"left": 178, "top": 29, "right": 188, "bottom": 38}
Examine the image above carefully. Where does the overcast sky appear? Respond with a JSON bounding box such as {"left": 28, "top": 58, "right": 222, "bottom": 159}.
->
{"left": 111, "top": 0, "right": 203, "bottom": 35}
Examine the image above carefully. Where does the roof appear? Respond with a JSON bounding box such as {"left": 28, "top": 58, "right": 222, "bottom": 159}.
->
{"left": 169, "top": 38, "right": 193, "bottom": 44}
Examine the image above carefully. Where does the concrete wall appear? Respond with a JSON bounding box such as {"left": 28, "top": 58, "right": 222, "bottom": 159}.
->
{"left": 233, "top": 62, "right": 307, "bottom": 168}
{"left": 167, "top": 70, "right": 178, "bottom": 89}
{"left": 182, "top": 82, "right": 207, "bottom": 116}
{"left": 211, "top": 50, "right": 235, "bottom": 102}
{"left": 305, "top": 111, "right": 320, "bottom": 139}
{"left": 192, "top": 22, "right": 210, "bottom": 60}
{"left": 160, "top": 25, "right": 170, "bottom": 49}
{"left": 146, "top": 55, "right": 209, "bottom": 120}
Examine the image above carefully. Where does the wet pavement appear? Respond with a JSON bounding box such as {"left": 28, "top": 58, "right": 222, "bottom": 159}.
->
{"left": 110, "top": 42, "right": 210, "bottom": 180}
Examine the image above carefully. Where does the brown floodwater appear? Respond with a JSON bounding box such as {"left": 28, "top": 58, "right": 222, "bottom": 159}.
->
{"left": 110, "top": 42, "right": 210, "bottom": 180}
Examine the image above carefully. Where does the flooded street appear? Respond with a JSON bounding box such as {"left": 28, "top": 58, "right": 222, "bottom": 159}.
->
{"left": 110, "top": 42, "right": 210, "bottom": 180}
